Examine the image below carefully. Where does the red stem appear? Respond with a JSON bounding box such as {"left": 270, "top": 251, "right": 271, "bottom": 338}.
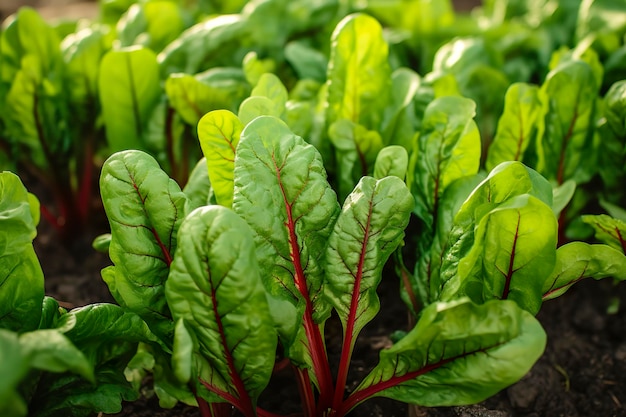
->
{"left": 293, "top": 366, "right": 315, "bottom": 417}
{"left": 273, "top": 156, "right": 335, "bottom": 409}
{"left": 332, "top": 198, "right": 373, "bottom": 410}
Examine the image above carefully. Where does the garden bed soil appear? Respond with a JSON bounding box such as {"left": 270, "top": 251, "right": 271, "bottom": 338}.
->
{"left": 33, "top": 207, "right": 626, "bottom": 417}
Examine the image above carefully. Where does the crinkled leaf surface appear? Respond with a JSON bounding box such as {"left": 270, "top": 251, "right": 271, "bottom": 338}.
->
{"left": 165, "top": 206, "right": 276, "bottom": 406}
{"left": 232, "top": 115, "right": 339, "bottom": 372}
{"left": 98, "top": 47, "right": 161, "bottom": 153}
{"left": 324, "top": 176, "right": 413, "bottom": 352}
{"left": 543, "top": 242, "right": 626, "bottom": 300}
{"left": 100, "top": 150, "right": 189, "bottom": 338}
{"left": 197, "top": 110, "right": 244, "bottom": 208}
{"left": 350, "top": 299, "right": 545, "bottom": 410}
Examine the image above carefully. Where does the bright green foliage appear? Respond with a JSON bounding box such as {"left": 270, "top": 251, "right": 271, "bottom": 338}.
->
{"left": 543, "top": 242, "right": 626, "bottom": 300}
{"left": 166, "top": 206, "right": 277, "bottom": 408}
{"left": 408, "top": 96, "right": 481, "bottom": 226}
{"left": 238, "top": 73, "right": 288, "bottom": 124}
{"left": 581, "top": 214, "right": 626, "bottom": 253}
{"left": 165, "top": 69, "right": 250, "bottom": 127}
{"left": 232, "top": 116, "right": 340, "bottom": 366}
{"left": 100, "top": 150, "right": 189, "bottom": 338}
{"left": 0, "top": 172, "right": 43, "bottom": 333}
{"left": 117, "top": 1, "right": 187, "bottom": 52}
{"left": 324, "top": 175, "right": 413, "bottom": 352}
{"left": 99, "top": 47, "right": 161, "bottom": 153}
{"left": 354, "top": 299, "right": 545, "bottom": 409}
{"left": 537, "top": 59, "right": 598, "bottom": 185}
{"left": 197, "top": 110, "right": 244, "bottom": 208}
{"left": 486, "top": 83, "right": 545, "bottom": 171}
{"left": 373, "top": 146, "right": 409, "bottom": 180}
{"left": 182, "top": 158, "right": 213, "bottom": 210}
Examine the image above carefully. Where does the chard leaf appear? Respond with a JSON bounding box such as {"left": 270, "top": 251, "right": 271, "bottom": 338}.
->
{"left": 98, "top": 47, "right": 161, "bottom": 153}
{"left": 538, "top": 60, "right": 598, "bottom": 184}
{"left": 158, "top": 15, "right": 246, "bottom": 76}
{"left": 0, "top": 8, "right": 65, "bottom": 169}
{"left": 407, "top": 96, "right": 481, "bottom": 225}
{"left": 352, "top": 299, "right": 545, "bottom": 409}
{"left": 242, "top": 52, "right": 276, "bottom": 86}
{"left": 324, "top": 176, "right": 412, "bottom": 373}
{"left": 165, "top": 206, "right": 276, "bottom": 407}
{"left": 284, "top": 41, "right": 328, "bottom": 82}
{"left": 100, "top": 150, "right": 189, "bottom": 339}
{"left": 329, "top": 119, "right": 384, "bottom": 199}
{"left": 486, "top": 83, "right": 545, "bottom": 171}
{"left": 543, "top": 242, "right": 626, "bottom": 300}
{"left": 457, "top": 194, "right": 558, "bottom": 314}
{"left": 0, "top": 329, "right": 29, "bottom": 417}
{"left": 325, "top": 13, "right": 391, "bottom": 130}
{"left": 238, "top": 73, "right": 289, "bottom": 125}
{"left": 415, "top": 174, "right": 484, "bottom": 306}
{"left": 117, "top": 2, "right": 185, "bottom": 52}
{"left": 373, "top": 146, "right": 409, "bottom": 180}
{"left": 197, "top": 110, "right": 244, "bottom": 208}
{"left": 232, "top": 116, "right": 339, "bottom": 379}
{"left": 165, "top": 70, "right": 249, "bottom": 126}
{"left": 581, "top": 214, "right": 626, "bottom": 253}
{"left": 182, "top": 158, "right": 213, "bottom": 210}
{"left": 438, "top": 162, "right": 553, "bottom": 304}
{"left": 19, "top": 330, "right": 93, "bottom": 381}
{"left": 0, "top": 172, "right": 44, "bottom": 332}
{"left": 382, "top": 67, "right": 420, "bottom": 150}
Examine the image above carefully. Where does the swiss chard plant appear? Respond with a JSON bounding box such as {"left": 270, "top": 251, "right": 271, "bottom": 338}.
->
{"left": 98, "top": 115, "right": 548, "bottom": 417}
{"left": 0, "top": 171, "right": 161, "bottom": 417}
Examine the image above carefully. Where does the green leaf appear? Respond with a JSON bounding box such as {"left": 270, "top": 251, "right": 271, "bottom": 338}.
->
{"left": 537, "top": 60, "right": 598, "bottom": 184}
{"left": 197, "top": 110, "right": 244, "bottom": 208}
{"left": 284, "top": 41, "right": 328, "bottom": 82}
{"left": 117, "top": 2, "right": 185, "bottom": 52}
{"left": 182, "top": 158, "right": 213, "bottom": 210}
{"left": 242, "top": 51, "right": 276, "bottom": 86}
{"left": 407, "top": 96, "right": 481, "bottom": 225}
{"left": 158, "top": 15, "right": 246, "bottom": 76}
{"left": 457, "top": 194, "right": 558, "bottom": 314}
{"left": 238, "top": 73, "right": 288, "bottom": 125}
{"left": 353, "top": 299, "right": 545, "bottom": 409}
{"left": 165, "top": 206, "right": 277, "bottom": 406}
{"left": 232, "top": 115, "right": 340, "bottom": 370}
{"left": 329, "top": 119, "right": 384, "bottom": 199}
{"left": 325, "top": 13, "right": 391, "bottom": 130}
{"left": 382, "top": 67, "right": 420, "bottom": 150}
{"left": 543, "top": 242, "right": 626, "bottom": 300}
{"left": 99, "top": 150, "right": 189, "bottom": 338}
{"left": 324, "top": 176, "right": 413, "bottom": 352}
{"left": 0, "top": 172, "right": 44, "bottom": 332}
{"left": 0, "top": 329, "right": 28, "bottom": 417}
{"left": 98, "top": 47, "right": 161, "bottom": 153}
{"left": 165, "top": 69, "right": 250, "bottom": 126}
{"left": 486, "top": 83, "right": 545, "bottom": 171}
{"left": 373, "top": 146, "right": 409, "bottom": 180}
{"left": 0, "top": 8, "right": 65, "bottom": 169}
{"left": 581, "top": 214, "right": 626, "bottom": 253}
{"left": 19, "top": 329, "right": 94, "bottom": 381}
{"left": 437, "top": 162, "right": 553, "bottom": 304}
